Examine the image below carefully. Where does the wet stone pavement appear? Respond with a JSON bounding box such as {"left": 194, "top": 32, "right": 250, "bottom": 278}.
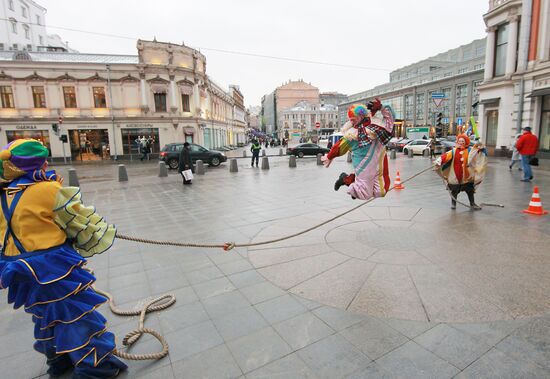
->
{"left": 1, "top": 150, "right": 549, "bottom": 378}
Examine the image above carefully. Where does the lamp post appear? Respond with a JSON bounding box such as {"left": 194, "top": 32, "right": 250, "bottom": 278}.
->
{"left": 106, "top": 64, "right": 118, "bottom": 160}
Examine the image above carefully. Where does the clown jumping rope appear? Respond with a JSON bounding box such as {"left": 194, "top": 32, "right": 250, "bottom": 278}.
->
{"left": 0, "top": 139, "right": 127, "bottom": 378}
{"left": 322, "top": 99, "right": 395, "bottom": 200}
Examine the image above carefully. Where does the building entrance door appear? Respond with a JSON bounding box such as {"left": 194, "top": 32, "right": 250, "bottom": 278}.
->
{"left": 485, "top": 110, "right": 498, "bottom": 146}
{"left": 69, "top": 129, "right": 109, "bottom": 161}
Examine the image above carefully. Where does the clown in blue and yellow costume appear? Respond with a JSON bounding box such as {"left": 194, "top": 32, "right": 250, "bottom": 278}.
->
{"left": 0, "top": 139, "right": 127, "bottom": 378}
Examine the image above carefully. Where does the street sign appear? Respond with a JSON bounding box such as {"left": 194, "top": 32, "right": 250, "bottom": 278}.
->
{"left": 432, "top": 98, "right": 445, "bottom": 107}
{"left": 431, "top": 93, "right": 445, "bottom": 98}
{"left": 315, "top": 122, "right": 320, "bottom": 128}
{"left": 457, "top": 118, "right": 463, "bottom": 126}
{"left": 443, "top": 117, "right": 449, "bottom": 124}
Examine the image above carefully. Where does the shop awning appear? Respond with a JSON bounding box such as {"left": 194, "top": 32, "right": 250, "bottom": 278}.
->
{"left": 527, "top": 87, "right": 550, "bottom": 97}
{"left": 479, "top": 97, "right": 500, "bottom": 106}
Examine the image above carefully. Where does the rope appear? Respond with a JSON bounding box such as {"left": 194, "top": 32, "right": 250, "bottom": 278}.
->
{"left": 117, "top": 164, "right": 436, "bottom": 251}
{"left": 84, "top": 268, "right": 176, "bottom": 361}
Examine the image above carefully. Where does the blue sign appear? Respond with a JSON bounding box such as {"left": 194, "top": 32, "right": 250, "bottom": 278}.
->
{"left": 457, "top": 118, "right": 463, "bottom": 126}
{"left": 431, "top": 92, "right": 445, "bottom": 98}
{"left": 443, "top": 117, "right": 449, "bottom": 124}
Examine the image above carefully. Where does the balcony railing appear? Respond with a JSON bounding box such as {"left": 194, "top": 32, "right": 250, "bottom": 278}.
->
{"left": 489, "top": 0, "right": 511, "bottom": 11}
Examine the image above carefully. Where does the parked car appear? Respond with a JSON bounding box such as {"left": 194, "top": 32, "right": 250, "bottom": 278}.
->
{"left": 387, "top": 137, "right": 409, "bottom": 151}
{"left": 393, "top": 138, "right": 411, "bottom": 152}
{"left": 159, "top": 143, "right": 227, "bottom": 169}
{"left": 402, "top": 139, "right": 443, "bottom": 155}
{"left": 286, "top": 143, "right": 329, "bottom": 158}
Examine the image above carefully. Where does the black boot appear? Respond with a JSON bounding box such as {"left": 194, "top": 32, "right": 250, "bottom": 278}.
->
{"left": 334, "top": 172, "right": 347, "bottom": 191}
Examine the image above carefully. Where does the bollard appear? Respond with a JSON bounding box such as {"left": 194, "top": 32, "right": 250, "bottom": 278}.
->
{"left": 408, "top": 148, "right": 413, "bottom": 158}
{"left": 261, "top": 156, "right": 270, "bottom": 170}
{"left": 347, "top": 151, "right": 352, "bottom": 163}
{"left": 242, "top": 150, "right": 247, "bottom": 158}
{"left": 390, "top": 149, "right": 397, "bottom": 159}
{"left": 279, "top": 148, "right": 283, "bottom": 156}
{"left": 195, "top": 160, "right": 205, "bottom": 175}
{"left": 262, "top": 149, "right": 266, "bottom": 157}
{"left": 289, "top": 155, "right": 297, "bottom": 168}
{"left": 68, "top": 168, "right": 79, "bottom": 187}
{"left": 118, "top": 164, "right": 128, "bottom": 182}
{"left": 422, "top": 149, "right": 429, "bottom": 157}
{"left": 158, "top": 162, "right": 168, "bottom": 177}
{"left": 317, "top": 153, "right": 323, "bottom": 165}
{"left": 229, "top": 158, "right": 238, "bottom": 173}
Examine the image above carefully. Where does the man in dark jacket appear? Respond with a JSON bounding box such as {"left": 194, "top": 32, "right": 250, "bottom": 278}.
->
{"left": 178, "top": 142, "right": 193, "bottom": 185}
{"left": 250, "top": 139, "right": 261, "bottom": 167}
{"left": 516, "top": 126, "right": 539, "bottom": 182}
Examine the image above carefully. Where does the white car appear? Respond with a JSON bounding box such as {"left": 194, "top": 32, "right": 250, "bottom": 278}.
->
{"left": 403, "top": 139, "right": 432, "bottom": 155}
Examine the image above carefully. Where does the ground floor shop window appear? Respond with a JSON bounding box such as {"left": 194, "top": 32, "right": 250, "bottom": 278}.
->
{"left": 6, "top": 130, "right": 51, "bottom": 155}
{"left": 540, "top": 95, "right": 550, "bottom": 152}
{"left": 204, "top": 128, "right": 212, "bottom": 149}
{"left": 69, "top": 129, "right": 109, "bottom": 161}
{"left": 486, "top": 110, "right": 498, "bottom": 146}
{"left": 121, "top": 128, "right": 160, "bottom": 156}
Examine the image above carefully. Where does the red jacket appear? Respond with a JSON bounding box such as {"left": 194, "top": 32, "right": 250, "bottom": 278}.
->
{"left": 516, "top": 131, "right": 538, "bottom": 155}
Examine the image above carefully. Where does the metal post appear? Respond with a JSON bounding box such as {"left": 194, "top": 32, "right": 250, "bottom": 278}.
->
{"left": 106, "top": 65, "right": 118, "bottom": 160}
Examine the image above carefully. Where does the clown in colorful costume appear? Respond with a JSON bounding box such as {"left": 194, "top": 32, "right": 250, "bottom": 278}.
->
{"left": 323, "top": 99, "right": 394, "bottom": 200}
{"left": 435, "top": 133, "right": 488, "bottom": 210}
{"left": 0, "top": 139, "right": 127, "bottom": 379}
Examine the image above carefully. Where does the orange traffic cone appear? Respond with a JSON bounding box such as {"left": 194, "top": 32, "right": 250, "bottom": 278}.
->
{"left": 523, "top": 186, "right": 548, "bottom": 215}
{"left": 394, "top": 171, "right": 404, "bottom": 190}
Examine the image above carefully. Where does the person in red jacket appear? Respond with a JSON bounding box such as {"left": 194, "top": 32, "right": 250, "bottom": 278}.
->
{"left": 516, "top": 126, "right": 539, "bottom": 182}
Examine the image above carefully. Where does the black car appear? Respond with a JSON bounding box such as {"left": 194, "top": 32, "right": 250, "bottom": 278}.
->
{"left": 286, "top": 143, "right": 329, "bottom": 158}
{"left": 159, "top": 143, "right": 227, "bottom": 169}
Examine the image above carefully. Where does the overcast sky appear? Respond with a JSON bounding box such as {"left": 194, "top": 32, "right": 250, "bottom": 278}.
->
{"left": 39, "top": 0, "right": 488, "bottom": 107}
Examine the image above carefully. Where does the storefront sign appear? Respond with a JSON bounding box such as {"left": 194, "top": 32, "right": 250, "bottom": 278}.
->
{"left": 16, "top": 125, "right": 38, "bottom": 130}
{"left": 124, "top": 123, "right": 154, "bottom": 128}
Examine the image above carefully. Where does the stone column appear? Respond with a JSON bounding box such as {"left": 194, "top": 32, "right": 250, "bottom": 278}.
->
{"left": 505, "top": 16, "right": 519, "bottom": 76}
{"left": 484, "top": 27, "right": 497, "bottom": 80}
{"left": 193, "top": 82, "right": 201, "bottom": 117}
{"left": 140, "top": 75, "right": 148, "bottom": 111}
{"left": 170, "top": 75, "right": 178, "bottom": 113}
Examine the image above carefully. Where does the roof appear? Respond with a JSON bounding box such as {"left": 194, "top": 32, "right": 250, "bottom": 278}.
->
{"left": 0, "top": 51, "right": 138, "bottom": 64}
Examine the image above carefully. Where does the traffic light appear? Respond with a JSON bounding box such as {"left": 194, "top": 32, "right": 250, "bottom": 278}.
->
{"left": 60, "top": 135, "right": 68, "bottom": 143}
{"left": 436, "top": 112, "right": 443, "bottom": 126}
{"left": 52, "top": 123, "right": 59, "bottom": 136}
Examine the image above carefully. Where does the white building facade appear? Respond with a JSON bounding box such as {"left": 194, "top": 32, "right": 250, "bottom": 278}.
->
{"left": 0, "top": 0, "right": 74, "bottom": 52}
{"left": 478, "top": 0, "right": 550, "bottom": 156}
{"left": 280, "top": 101, "right": 338, "bottom": 139}
{"left": 0, "top": 39, "right": 244, "bottom": 161}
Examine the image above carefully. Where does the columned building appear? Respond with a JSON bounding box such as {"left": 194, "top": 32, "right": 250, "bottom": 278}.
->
{"left": 339, "top": 39, "right": 486, "bottom": 138}
{"left": 229, "top": 84, "right": 246, "bottom": 146}
{"left": 0, "top": 39, "right": 243, "bottom": 161}
{"left": 478, "top": 0, "right": 550, "bottom": 157}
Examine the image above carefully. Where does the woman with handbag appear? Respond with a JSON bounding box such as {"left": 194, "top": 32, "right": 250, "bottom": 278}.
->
{"left": 178, "top": 142, "right": 193, "bottom": 185}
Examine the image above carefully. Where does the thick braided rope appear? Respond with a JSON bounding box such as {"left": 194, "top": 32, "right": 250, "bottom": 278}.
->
{"left": 117, "top": 164, "right": 436, "bottom": 250}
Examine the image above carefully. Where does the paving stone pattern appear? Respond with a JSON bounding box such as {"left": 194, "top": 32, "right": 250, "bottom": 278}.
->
{"left": 0, "top": 152, "right": 548, "bottom": 378}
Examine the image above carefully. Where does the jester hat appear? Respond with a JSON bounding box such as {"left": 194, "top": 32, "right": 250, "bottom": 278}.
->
{"left": 0, "top": 139, "right": 49, "bottom": 182}
{"left": 347, "top": 104, "right": 369, "bottom": 119}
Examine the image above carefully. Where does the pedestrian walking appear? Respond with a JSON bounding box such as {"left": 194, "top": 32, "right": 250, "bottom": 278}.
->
{"left": 250, "top": 139, "right": 261, "bottom": 167}
{"left": 140, "top": 138, "right": 149, "bottom": 161}
{"left": 509, "top": 133, "right": 522, "bottom": 171}
{"left": 265, "top": 140, "right": 269, "bottom": 149}
{"left": 429, "top": 136, "right": 437, "bottom": 159}
{"left": 178, "top": 142, "right": 193, "bottom": 185}
{"left": 516, "top": 126, "right": 539, "bottom": 182}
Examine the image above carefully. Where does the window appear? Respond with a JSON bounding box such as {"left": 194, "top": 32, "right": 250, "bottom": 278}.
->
{"left": 540, "top": 95, "right": 550, "bottom": 152}
{"left": 0, "top": 86, "right": 15, "bottom": 108}
{"left": 39, "top": 35, "right": 43, "bottom": 45}
{"left": 93, "top": 87, "right": 107, "bottom": 108}
{"left": 494, "top": 24, "right": 508, "bottom": 76}
{"left": 458, "top": 67, "right": 467, "bottom": 74}
{"left": 0, "top": 43, "right": 4, "bottom": 51}
{"left": 121, "top": 128, "right": 160, "bottom": 155}
{"left": 472, "top": 80, "right": 482, "bottom": 117}
{"left": 36, "top": 15, "right": 41, "bottom": 25}
{"left": 444, "top": 72, "right": 452, "bottom": 78}
{"left": 181, "top": 94, "right": 190, "bottom": 112}
{"left": 12, "top": 43, "right": 18, "bottom": 50}
{"left": 404, "top": 94, "right": 413, "bottom": 120}
{"left": 63, "top": 86, "right": 77, "bottom": 108}
{"left": 21, "top": 6, "right": 27, "bottom": 17}
{"left": 7, "top": 130, "right": 50, "bottom": 155}
{"left": 8, "top": 0, "right": 14, "bottom": 10}
{"left": 26, "top": 44, "right": 31, "bottom": 51}
{"left": 474, "top": 63, "right": 485, "bottom": 70}
{"left": 32, "top": 86, "right": 46, "bottom": 108}
{"left": 455, "top": 84, "right": 468, "bottom": 118}
{"left": 154, "top": 93, "right": 167, "bottom": 112}
{"left": 23, "top": 24, "right": 30, "bottom": 39}
{"left": 10, "top": 18, "right": 17, "bottom": 33}
{"left": 415, "top": 93, "right": 425, "bottom": 120}
{"left": 486, "top": 110, "right": 499, "bottom": 146}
